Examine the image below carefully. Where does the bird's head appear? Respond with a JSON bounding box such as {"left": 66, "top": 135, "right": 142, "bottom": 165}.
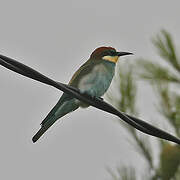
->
{"left": 90, "top": 46, "right": 133, "bottom": 63}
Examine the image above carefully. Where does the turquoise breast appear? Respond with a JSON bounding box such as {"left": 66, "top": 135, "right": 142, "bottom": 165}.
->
{"left": 92, "top": 61, "right": 115, "bottom": 97}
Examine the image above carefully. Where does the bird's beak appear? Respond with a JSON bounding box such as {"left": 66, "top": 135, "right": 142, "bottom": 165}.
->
{"left": 117, "top": 52, "right": 133, "bottom": 57}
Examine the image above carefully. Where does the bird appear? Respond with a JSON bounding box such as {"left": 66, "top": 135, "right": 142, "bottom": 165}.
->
{"left": 32, "top": 46, "right": 132, "bottom": 143}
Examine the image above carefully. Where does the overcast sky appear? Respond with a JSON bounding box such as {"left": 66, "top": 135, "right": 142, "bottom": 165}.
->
{"left": 0, "top": 0, "right": 180, "bottom": 179}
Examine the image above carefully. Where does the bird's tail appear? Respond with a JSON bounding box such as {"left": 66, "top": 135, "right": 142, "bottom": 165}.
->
{"left": 32, "top": 116, "right": 57, "bottom": 143}
{"left": 32, "top": 99, "right": 79, "bottom": 143}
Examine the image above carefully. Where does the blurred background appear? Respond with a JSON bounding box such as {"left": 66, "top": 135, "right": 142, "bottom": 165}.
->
{"left": 0, "top": 0, "right": 180, "bottom": 179}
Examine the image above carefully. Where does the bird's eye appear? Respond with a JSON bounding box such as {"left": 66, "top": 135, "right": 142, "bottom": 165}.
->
{"left": 109, "top": 50, "right": 116, "bottom": 56}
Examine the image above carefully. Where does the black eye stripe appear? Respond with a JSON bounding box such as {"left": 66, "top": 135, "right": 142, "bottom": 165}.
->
{"left": 102, "top": 50, "right": 117, "bottom": 57}
{"left": 107, "top": 50, "right": 116, "bottom": 56}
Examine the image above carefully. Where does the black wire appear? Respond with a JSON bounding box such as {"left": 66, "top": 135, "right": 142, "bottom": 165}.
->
{"left": 0, "top": 54, "right": 180, "bottom": 144}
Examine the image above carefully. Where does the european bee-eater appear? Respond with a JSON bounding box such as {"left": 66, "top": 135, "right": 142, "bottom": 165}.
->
{"left": 32, "top": 47, "right": 132, "bottom": 143}
{"left": 1, "top": 49, "right": 180, "bottom": 145}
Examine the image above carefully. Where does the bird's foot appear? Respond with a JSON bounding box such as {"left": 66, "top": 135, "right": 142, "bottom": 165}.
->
{"left": 79, "top": 90, "right": 104, "bottom": 101}
{"left": 80, "top": 89, "right": 97, "bottom": 99}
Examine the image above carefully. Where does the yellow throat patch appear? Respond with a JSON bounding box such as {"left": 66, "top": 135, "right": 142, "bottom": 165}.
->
{"left": 102, "top": 56, "right": 119, "bottom": 63}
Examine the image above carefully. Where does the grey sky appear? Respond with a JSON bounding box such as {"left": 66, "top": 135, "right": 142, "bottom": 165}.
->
{"left": 0, "top": 0, "right": 180, "bottom": 179}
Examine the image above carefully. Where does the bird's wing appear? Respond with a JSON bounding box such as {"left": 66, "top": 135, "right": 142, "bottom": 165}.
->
{"left": 68, "top": 59, "right": 99, "bottom": 87}
{"left": 40, "top": 60, "right": 95, "bottom": 126}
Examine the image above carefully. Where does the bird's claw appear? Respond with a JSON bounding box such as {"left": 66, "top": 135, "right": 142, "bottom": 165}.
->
{"left": 80, "top": 89, "right": 102, "bottom": 100}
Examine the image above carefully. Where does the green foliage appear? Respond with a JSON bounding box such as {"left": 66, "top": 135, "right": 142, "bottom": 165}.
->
{"left": 107, "top": 166, "right": 136, "bottom": 180}
{"left": 138, "top": 30, "right": 180, "bottom": 137}
{"left": 157, "top": 85, "right": 180, "bottom": 136}
{"left": 137, "top": 60, "right": 180, "bottom": 84}
{"left": 152, "top": 30, "right": 180, "bottom": 72}
{"left": 107, "top": 62, "right": 153, "bottom": 179}
{"left": 160, "top": 144, "right": 180, "bottom": 180}
{"left": 108, "top": 30, "right": 180, "bottom": 180}
{"left": 118, "top": 64, "right": 137, "bottom": 115}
